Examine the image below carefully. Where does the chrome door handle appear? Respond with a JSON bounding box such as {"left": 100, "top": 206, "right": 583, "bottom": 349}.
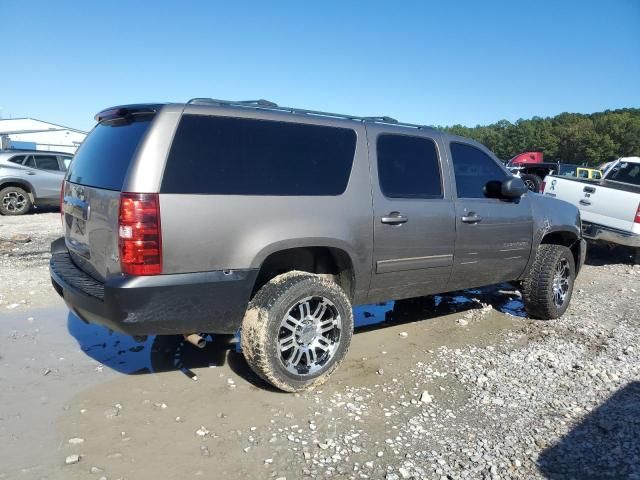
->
{"left": 579, "top": 199, "right": 591, "bottom": 206}
{"left": 461, "top": 214, "right": 482, "bottom": 224}
{"left": 381, "top": 212, "right": 408, "bottom": 225}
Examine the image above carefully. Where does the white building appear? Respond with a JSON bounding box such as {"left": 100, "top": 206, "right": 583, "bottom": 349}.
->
{"left": 0, "top": 118, "right": 86, "bottom": 154}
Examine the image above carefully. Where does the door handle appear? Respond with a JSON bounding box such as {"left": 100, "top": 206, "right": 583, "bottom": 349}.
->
{"left": 25, "top": 171, "right": 36, "bottom": 175}
{"left": 381, "top": 212, "right": 408, "bottom": 225}
{"left": 579, "top": 199, "right": 591, "bottom": 206}
{"left": 461, "top": 213, "right": 482, "bottom": 224}
{"left": 583, "top": 186, "right": 596, "bottom": 193}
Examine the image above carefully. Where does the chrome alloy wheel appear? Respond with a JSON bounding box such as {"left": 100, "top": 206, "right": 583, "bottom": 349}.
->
{"left": 523, "top": 179, "right": 537, "bottom": 191}
{"left": 2, "top": 190, "right": 27, "bottom": 213}
{"left": 552, "top": 258, "right": 571, "bottom": 308}
{"left": 278, "top": 296, "right": 342, "bottom": 376}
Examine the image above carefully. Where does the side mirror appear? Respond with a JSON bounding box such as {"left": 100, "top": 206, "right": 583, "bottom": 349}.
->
{"left": 501, "top": 177, "right": 528, "bottom": 198}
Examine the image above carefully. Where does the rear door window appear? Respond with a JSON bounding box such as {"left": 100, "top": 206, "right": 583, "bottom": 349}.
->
{"left": 35, "top": 155, "right": 62, "bottom": 171}
{"left": 377, "top": 134, "right": 442, "bottom": 198}
{"left": 67, "top": 115, "right": 153, "bottom": 191}
{"left": 162, "top": 115, "right": 357, "bottom": 195}
{"left": 450, "top": 142, "right": 508, "bottom": 198}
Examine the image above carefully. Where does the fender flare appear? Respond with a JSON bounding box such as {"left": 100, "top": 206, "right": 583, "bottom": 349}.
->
{"left": 0, "top": 177, "right": 37, "bottom": 202}
{"left": 250, "top": 238, "right": 360, "bottom": 275}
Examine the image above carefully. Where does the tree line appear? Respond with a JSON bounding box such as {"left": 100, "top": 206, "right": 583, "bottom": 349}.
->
{"left": 439, "top": 108, "right": 640, "bottom": 166}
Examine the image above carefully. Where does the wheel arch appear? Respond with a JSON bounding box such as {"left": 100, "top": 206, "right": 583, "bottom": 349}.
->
{"left": 250, "top": 241, "right": 358, "bottom": 301}
{"left": 540, "top": 230, "right": 582, "bottom": 273}
{"left": 0, "top": 178, "right": 36, "bottom": 201}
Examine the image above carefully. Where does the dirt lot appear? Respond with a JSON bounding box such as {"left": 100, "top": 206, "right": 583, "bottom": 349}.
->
{"left": 1, "top": 212, "right": 639, "bottom": 480}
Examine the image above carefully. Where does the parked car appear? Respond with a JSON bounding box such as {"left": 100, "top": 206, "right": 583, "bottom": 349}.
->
{"left": 0, "top": 150, "right": 72, "bottom": 215}
{"left": 506, "top": 151, "right": 588, "bottom": 193}
{"left": 542, "top": 157, "right": 640, "bottom": 251}
{"left": 50, "top": 99, "right": 586, "bottom": 392}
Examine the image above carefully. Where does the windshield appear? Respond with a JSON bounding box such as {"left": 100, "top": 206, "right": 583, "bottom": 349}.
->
{"left": 606, "top": 161, "right": 640, "bottom": 185}
{"left": 67, "top": 114, "right": 153, "bottom": 191}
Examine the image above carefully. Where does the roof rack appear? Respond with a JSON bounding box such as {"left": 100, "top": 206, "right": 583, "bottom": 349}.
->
{"left": 187, "top": 98, "right": 278, "bottom": 108}
{"left": 185, "top": 98, "right": 429, "bottom": 130}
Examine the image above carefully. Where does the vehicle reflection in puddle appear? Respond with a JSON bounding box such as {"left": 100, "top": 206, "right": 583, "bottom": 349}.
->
{"left": 67, "top": 284, "right": 526, "bottom": 376}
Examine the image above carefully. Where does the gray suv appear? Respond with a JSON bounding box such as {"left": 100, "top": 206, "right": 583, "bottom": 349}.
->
{"left": 0, "top": 150, "right": 72, "bottom": 215}
{"left": 50, "top": 99, "right": 586, "bottom": 392}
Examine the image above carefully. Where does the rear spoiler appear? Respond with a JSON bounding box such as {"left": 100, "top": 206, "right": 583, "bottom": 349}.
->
{"left": 94, "top": 104, "right": 162, "bottom": 122}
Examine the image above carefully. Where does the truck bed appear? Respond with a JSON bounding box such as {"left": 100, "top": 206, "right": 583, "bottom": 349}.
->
{"left": 543, "top": 169, "right": 640, "bottom": 246}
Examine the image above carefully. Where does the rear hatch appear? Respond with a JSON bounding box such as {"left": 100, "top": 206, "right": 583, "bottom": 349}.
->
{"left": 62, "top": 112, "right": 155, "bottom": 281}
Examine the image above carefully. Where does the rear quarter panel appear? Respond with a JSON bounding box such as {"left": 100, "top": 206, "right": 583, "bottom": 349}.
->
{"left": 158, "top": 113, "right": 373, "bottom": 304}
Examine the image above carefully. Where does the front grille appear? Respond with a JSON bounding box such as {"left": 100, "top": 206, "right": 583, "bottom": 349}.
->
{"left": 51, "top": 252, "right": 105, "bottom": 300}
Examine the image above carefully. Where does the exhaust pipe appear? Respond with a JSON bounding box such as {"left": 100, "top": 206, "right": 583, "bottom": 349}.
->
{"left": 184, "top": 333, "right": 206, "bottom": 349}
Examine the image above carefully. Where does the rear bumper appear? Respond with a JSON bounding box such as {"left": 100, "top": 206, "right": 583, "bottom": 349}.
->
{"left": 582, "top": 222, "right": 640, "bottom": 248}
{"left": 49, "top": 239, "right": 257, "bottom": 335}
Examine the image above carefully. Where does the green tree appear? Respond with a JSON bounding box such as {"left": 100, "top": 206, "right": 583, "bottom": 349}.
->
{"left": 440, "top": 108, "right": 640, "bottom": 166}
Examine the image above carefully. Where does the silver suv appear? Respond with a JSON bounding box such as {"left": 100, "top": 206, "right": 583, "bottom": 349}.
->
{"left": 50, "top": 99, "right": 586, "bottom": 392}
{"left": 0, "top": 150, "right": 72, "bottom": 215}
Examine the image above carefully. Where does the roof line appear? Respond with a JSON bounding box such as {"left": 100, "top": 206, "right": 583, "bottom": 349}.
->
{"left": 185, "top": 98, "right": 434, "bottom": 131}
{"left": 0, "top": 117, "right": 87, "bottom": 134}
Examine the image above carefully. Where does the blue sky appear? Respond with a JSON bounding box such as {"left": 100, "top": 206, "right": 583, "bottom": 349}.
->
{"left": 3, "top": 0, "right": 639, "bottom": 132}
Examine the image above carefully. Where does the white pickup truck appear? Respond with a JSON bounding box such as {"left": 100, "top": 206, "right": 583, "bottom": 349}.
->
{"left": 542, "top": 157, "right": 640, "bottom": 250}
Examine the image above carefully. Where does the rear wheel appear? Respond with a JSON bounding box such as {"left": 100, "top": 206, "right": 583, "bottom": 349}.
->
{"left": 522, "top": 244, "right": 575, "bottom": 319}
{"left": 241, "top": 271, "right": 353, "bottom": 392}
{"left": 520, "top": 174, "right": 542, "bottom": 193}
{"left": 0, "top": 186, "right": 32, "bottom": 216}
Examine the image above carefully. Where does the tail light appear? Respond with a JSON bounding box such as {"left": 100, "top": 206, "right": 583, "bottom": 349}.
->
{"left": 118, "top": 193, "right": 162, "bottom": 275}
{"left": 60, "top": 181, "right": 65, "bottom": 223}
{"left": 635, "top": 203, "right": 640, "bottom": 224}
{"left": 540, "top": 181, "right": 546, "bottom": 193}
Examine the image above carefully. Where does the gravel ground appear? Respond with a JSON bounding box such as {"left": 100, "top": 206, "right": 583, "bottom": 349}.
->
{"left": 0, "top": 212, "right": 638, "bottom": 480}
{"left": 0, "top": 211, "right": 61, "bottom": 309}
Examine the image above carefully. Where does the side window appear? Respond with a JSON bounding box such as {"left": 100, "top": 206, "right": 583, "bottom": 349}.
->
{"left": 60, "top": 156, "right": 72, "bottom": 171}
{"left": 162, "top": 115, "right": 357, "bottom": 195}
{"left": 35, "top": 155, "right": 61, "bottom": 171}
{"left": 377, "top": 134, "right": 442, "bottom": 199}
{"left": 8, "top": 155, "right": 26, "bottom": 164}
{"left": 450, "top": 142, "right": 508, "bottom": 199}
{"left": 24, "top": 156, "right": 36, "bottom": 168}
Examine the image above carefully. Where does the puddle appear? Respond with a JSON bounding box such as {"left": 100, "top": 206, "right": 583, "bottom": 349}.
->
{"left": 499, "top": 298, "right": 527, "bottom": 317}
{"left": 68, "top": 284, "right": 528, "bottom": 376}
{"left": 353, "top": 302, "right": 394, "bottom": 327}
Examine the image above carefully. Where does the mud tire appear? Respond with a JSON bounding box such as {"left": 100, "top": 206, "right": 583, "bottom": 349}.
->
{"left": 522, "top": 244, "right": 575, "bottom": 320}
{"left": 241, "top": 271, "right": 353, "bottom": 392}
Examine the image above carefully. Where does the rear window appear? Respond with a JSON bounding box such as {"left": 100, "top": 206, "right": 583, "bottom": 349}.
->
{"left": 161, "top": 115, "right": 357, "bottom": 195}
{"left": 606, "top": 161, "right": 640, "bottom": 185}
{"left": 67, "top": 115, "right": 153, "bottom": 191}
{"left": 558, "top": 164, "right": 577, "bottom": 176}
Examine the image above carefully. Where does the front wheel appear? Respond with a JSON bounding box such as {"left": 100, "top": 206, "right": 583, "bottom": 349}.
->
{"left": 241, "top": 271, "right": 353, "bottom": 392}
{"left": 521, "top": 244, "right": 575, "bottom": 319}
